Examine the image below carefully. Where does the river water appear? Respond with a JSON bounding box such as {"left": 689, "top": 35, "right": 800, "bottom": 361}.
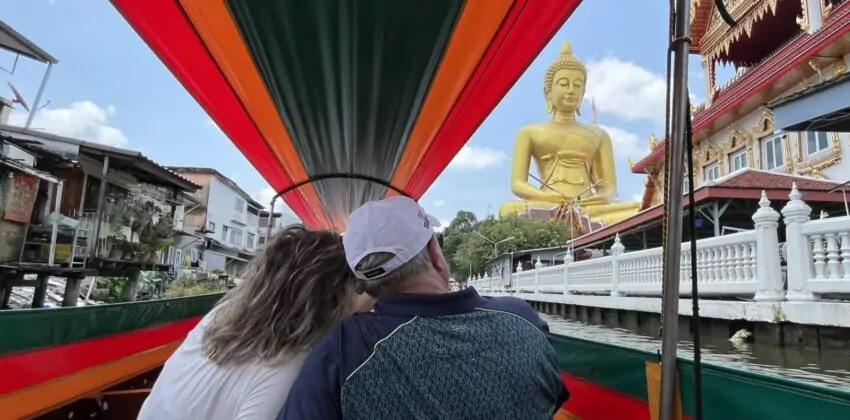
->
{"left": 540, "top": 313, "right": 850, "bottom": 389}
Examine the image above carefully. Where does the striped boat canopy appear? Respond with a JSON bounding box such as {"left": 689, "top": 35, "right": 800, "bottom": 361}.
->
{"left": 110, "top": 0, "right": 582, "bottom": 230}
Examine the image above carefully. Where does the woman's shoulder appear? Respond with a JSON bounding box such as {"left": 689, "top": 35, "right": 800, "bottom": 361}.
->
{"left": 234, "top": 353, "right": 309, "bottom": 418}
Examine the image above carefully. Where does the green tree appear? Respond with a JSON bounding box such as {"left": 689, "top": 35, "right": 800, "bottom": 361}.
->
{"left": 441, "top": 212, "right": 571, "bottom": 280}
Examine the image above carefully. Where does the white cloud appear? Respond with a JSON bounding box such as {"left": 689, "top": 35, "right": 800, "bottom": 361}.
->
{"left": 598, "top": 124, "right": 647, "bottom": 163}
{"left": 586, "top": 57, "right": 666, "bottom": 123}
{"left": 254, "top": 186, "right": 277, "bottom": 208}
{"left": 254, "top": 185, "right": 300, "bottom": 222}
{"left": 435, "top": 219, "right": 450, "bottom": 233}
{"left": 631, "top": 194, "right": 643, "bottom": 202}
{"left": 449, "top": 146, "right": 507, "bottom": 170}
{"left": 9, "top": 101, "right": 129, "bottom": 147}
{"left": 433, "top": 200, "right": 446, "bottom": 207}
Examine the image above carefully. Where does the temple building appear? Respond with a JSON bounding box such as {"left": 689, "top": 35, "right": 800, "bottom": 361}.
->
{"left": 570, "top": 0, "right": 850, "bottom": 252}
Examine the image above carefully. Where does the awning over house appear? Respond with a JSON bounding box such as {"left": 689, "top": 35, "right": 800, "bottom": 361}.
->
{"left": 0, "top": 126, "right": 200, "bottom": 193}
{"left": 769, "top": 72, "right": 850, "bottom": 133}
{"left": 0, "top": 157, "right": 61, "bottom": 184}
{"left": 110, "top": 0, "right": 583, "bottom": 230}
{"left": 0, "top": 19, "right": 58, "bottom": 64}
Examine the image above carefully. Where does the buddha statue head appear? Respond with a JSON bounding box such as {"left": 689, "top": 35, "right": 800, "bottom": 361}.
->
{"left": 543, "top": 41, "right": 588, "bottom": 116}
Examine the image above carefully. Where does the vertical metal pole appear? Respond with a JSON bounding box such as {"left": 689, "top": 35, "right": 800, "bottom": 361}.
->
{"left": 659, "top": 0, "right": 692, "bottom": 419}
{"left": 25, "top": 63, "right": 54, "bottom": 129}
{"left": 267, "top": 196, "right": 277, "bottom": 239}
{"left": 90, "top": 156, "right": 110, "bottom": 259}
{"left": 48, "top": 180, "right": 64, "bottom": 266}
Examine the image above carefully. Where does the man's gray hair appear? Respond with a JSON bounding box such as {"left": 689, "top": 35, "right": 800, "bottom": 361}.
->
{"left": 355, "top": 238, "right": 434, "bottom": 299}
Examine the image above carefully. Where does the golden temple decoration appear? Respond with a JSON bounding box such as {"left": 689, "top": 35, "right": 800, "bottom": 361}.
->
{"left": 702, "top": 0, "right": 779, "bottom": 62}
{"left": 823, "top": 0, "right": 834, "bottom": 20}
{"left": 808, "top": 58, "right": 825, "bottom": 80}
{"left": 783, "top": 134, "right": 794, "bottom": 172}
{"left": 750, "top": 108, "right": 775, "bottom": 137}
{"left": 696, "top": 140, "right": 723, "bottom": 169}
{"left": 627, "top": 156, "right": 634, "bottom": 170}
{"left": 797, "top": 0, "right": 811, "bottom": 31}
{"left": 723, "top": 128, "right": 754, "bottom": 171}
{"left": 833, "top": 58, "right": 848, "bottom": 77}
{"left": 723, "top": 128, "right": 750, "bottom": 152}
{"left": 648, "top": 134, "right": 659, "bottom": 149}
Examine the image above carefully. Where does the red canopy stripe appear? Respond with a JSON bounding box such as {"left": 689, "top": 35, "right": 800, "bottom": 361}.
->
{"left": 176, "top": 0, "right": 327, "bottom": 224}
{"left": 405, "top": 0, "right": 584, "bottom": 198}
{"left": 111, "top": 0, "right": 325, "bottom": 227}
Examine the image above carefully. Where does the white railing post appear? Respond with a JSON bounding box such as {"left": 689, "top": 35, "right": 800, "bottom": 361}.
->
{"left": 752, "top": 191, "right": 784, "bottom": 301}
{"left": 534, "top": 257, "right": 543, "bottom": 294}
{"left": 610, "top": 234, "right": 625, "bottom": 297}
{"left": 563, "top": 252, "right": 573, "bottom": 295}
{"left": 781, "top": 183, "right": 818, "bottom": 301}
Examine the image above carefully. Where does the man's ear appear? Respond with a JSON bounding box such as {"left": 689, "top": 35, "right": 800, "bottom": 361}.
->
{"left": 427, "top": 238, "right": 448, "bottom": 272}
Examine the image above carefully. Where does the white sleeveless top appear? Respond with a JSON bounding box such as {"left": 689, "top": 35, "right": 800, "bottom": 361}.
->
{"left": 138, "top": 312, "right": 307, "bottom": 420}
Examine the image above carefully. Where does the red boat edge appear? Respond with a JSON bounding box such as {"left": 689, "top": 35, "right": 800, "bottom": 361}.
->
{"left": 2, "top": 295, "right": 849, "bottom": 419}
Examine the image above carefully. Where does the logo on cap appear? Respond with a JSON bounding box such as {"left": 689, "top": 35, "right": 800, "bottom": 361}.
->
{"left": 362, "top": 266, "right": 387, "bottom": 279}
{"left": 418, "top": 210, "right": 430, "bottom": 229}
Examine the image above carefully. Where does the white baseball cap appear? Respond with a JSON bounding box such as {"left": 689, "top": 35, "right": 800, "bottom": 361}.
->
{"left": 343, "top": 196, "right": 441, "bottom": 280}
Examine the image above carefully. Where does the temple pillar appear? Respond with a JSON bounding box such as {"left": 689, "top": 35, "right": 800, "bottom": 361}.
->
{"left": 804, "top": 0, "right": 823, "bottom": 34}
{"left": 701, "top": 57, "right": 714, "bottom": 107}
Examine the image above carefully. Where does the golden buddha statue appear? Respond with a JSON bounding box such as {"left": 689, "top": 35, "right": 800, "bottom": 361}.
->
{"left": 498, "top": 41, "right": 640, "bottom": 226}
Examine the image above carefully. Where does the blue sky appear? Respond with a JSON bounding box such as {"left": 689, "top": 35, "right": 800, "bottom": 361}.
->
{"left": 3, "top": 0, "right": 730, "bottom": 226}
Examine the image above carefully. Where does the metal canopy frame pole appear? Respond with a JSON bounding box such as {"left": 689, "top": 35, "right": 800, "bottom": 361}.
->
{"left": 47, "top": 180, "right": 64, "bottom": 266}
{"left": 89, "top": 156, "right": 110, "bottom": 259}
{"left": 24, "top": 62, "right": 54, "bottom": 129}
{"left": 659, "top": 0, "right": 693, "bottom": 418}
{"left": 267, "top": 196, "right": 277, "bottom": 239}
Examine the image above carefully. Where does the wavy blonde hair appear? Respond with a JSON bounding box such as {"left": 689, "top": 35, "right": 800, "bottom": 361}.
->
{"left": 202, "top": 225, "right": 356, "bottom": 366}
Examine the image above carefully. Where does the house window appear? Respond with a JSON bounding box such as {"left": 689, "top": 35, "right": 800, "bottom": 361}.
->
{"left": 230, "top": 228, "right": 243, "bottom": 246}
{"left": 247, "top": 233, "right": 256, "bottom": 249}
{"left": 730, "top": 150, "right": 747, "bottom": 172}
{"left": 704, "top": 164, "right": 720, "bottom": 182}
{"left": 762, "top": 135, "right": 784, "bottom": 171}
{"left": 234, "top": 198, "right": 245, "bottom": 213}
{"left": 222, "top": 225, "right": 230, "bottom": 241}
{"left": 804, "top": 131, "right": 829, "bottom": 156}
{"left": 683, "top": 177, "right": 690, "bottom": 193}
{"left": 208, "top": 222, "right": 216, "bottom": 232}
{"left": 258, "top": 235, "right": 267, "bottom": 247}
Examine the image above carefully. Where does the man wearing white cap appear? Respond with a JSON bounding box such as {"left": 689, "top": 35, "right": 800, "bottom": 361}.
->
{"left": 279, "top": 196, "right": 568, "bottom": 419}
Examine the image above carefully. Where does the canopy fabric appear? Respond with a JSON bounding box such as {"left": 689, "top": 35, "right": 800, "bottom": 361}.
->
{"left": 111, "top": 0, "right": 582, "bottom": 230}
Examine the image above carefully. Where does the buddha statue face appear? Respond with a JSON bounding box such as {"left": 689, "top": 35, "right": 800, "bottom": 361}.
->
{"left": 543, "top": 41, "right": 588, "bottom": 116}
{"left": 549, "top": 68, "right": 585, "bottom": 114}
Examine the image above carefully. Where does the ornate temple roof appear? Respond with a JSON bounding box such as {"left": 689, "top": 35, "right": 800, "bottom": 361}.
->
{"left": 691, "top": 1, "right": 850, "bottom": 137}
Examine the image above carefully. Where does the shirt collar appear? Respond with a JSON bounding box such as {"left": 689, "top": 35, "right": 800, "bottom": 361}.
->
{"left": 373, "top": 287, "right": 486, "bottom": 317}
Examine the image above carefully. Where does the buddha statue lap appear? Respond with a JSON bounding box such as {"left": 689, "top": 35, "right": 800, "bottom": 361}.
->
{"left": 498, "top": 41, "right": 640, "bottom": 226}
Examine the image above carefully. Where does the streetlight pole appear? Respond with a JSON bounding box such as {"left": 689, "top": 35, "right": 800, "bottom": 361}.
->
{"left": 473, "top": 232, "right": 515, "bottom": 292}
{"left": 473, "top": 231, "right": 515, "bottom": 257}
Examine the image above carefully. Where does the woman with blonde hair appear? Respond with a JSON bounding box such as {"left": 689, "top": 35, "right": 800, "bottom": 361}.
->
{"left": 139, "top": 225, "right": 371, "bottom": 420}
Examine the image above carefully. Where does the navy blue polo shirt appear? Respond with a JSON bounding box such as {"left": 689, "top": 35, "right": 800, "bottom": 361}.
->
{"left": 277, "top": 288, "right": 568, "bottom": 419}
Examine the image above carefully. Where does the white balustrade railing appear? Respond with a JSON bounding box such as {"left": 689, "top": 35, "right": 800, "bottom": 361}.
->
{"left": 783, "top": 184, "right": 850, "bottom": 300}
{"left": 468, "top": 184, "right": 850, "bottom": 302}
